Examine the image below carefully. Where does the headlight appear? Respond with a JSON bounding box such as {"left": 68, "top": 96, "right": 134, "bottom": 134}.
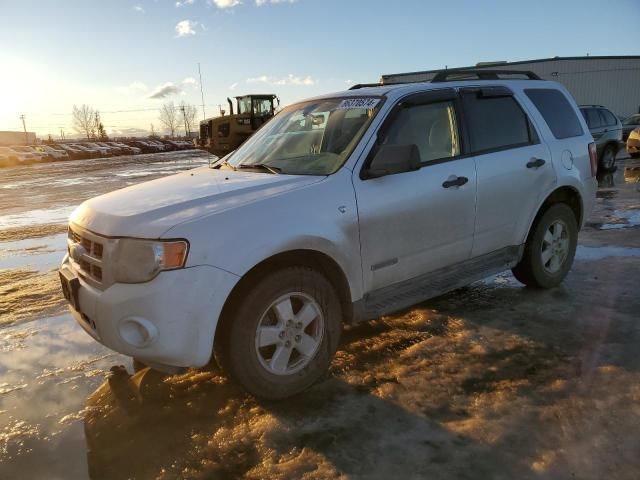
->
{"left": 113, "top": 238, "right": 189, "bottom": 283}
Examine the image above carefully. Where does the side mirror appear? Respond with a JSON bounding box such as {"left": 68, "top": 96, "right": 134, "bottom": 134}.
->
{"left": 365, "top": 144, "right": 421, "bottom": 179}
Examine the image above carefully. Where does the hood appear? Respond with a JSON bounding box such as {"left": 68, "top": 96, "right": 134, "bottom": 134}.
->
{"left": 70, "top": 166, "right": 324, "bottom": 238}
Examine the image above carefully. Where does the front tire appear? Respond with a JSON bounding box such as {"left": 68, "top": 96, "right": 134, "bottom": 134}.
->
{"left": 215, "top": 266, "right": 342, "bottom": 400}
{"left": 512, "top": 203, "right": 578, "bottom": 289}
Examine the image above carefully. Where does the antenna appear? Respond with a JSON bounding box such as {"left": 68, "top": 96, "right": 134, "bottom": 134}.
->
{"left": 198, "top": 62, "right": 206, "bottom": 120}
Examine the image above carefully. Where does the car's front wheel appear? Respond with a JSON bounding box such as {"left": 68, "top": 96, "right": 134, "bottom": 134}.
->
{"left": 512, "top": 203, "right": 578, "bottom": 289}
{"left": 216, "top": 266, "right": 342, "bottom": 400}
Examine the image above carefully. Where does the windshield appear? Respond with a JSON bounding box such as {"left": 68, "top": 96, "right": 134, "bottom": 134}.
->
{"left": 226, "top": 96, "right": 382, "bottom": 175}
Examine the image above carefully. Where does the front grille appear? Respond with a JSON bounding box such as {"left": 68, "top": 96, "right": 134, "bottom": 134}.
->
{"left": 68, "top": 225, "right": 107, "bottom": 288}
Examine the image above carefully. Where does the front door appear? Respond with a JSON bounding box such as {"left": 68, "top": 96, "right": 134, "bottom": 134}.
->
{"left": 354, "top": 90, "right": 477, "bottom": 293}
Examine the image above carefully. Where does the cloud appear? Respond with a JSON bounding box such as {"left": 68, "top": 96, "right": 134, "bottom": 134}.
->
{"left": 182, "top": 77, "right": 197, "bottom": 86}
{"left": 133, "top": 5, "right": 144, "bottom": 12}
{"left": 247, "top": 74, "right": 315, "bottom": 86}
{"left": 116, "top": 81, "right": 148, "bottom": 95}
{"left": 175, "top": 20, "right": 199, "bottom": 37}
{"left": 175, "top": 0, "right": 194, "bottom": 6}
{"left": 110, "top": 127, "right": 150, "bottom": 137}
{"left": 229, "top": 82, "right": 238, "bottom": 90}
{"left": 255, "top": 0, "right": 297, "bottom": 5}
{"left": 211, "top": 0, "right": 241, "bottom": 8}
{"left": 148, "top": 82, "right": 181, "bottom": 99}
{"left": 129, "top": 81, "right": 148, "bottom": 91}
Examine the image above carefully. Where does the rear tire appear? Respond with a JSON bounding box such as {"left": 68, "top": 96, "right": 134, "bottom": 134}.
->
{"left": 215, "top": 266, "right": 342, "bottom": 400}
{"left": 599, "top": 144, "right": 616, "bottom": 171}
{"left": 512, "top": 203, "right": 578, "bottom": 289}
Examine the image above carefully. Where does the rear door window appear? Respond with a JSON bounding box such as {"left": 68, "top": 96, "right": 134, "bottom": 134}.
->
{"left": 461, "top": 91, "right": 533, "bottom": 153}
{"left": 600, "top": 109, "right": 618, "bottom": 127}
{"left": 525, "top": 89, "right": 584, "bottom": 139}
{"left": 582, "top": 108, "right": 603, "bottom": 129}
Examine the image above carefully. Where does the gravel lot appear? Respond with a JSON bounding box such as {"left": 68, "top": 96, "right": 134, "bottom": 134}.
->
{"left": 0, "top": 149, "right": 639, "bottom": 479}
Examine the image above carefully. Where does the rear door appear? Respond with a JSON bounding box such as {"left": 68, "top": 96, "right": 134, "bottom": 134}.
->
{"left": 459, "top": 86, "right": 556, "bottom": 257}
{"left": 354, "top": 89, "right": 477, "bottom": 293}
{"left": 599, "top": 108, "right": 622, "bottom": 142}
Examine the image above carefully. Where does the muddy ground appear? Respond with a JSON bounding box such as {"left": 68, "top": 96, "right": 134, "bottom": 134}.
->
{"left": 0, "top": 150, "right": 639, "bottom": 479}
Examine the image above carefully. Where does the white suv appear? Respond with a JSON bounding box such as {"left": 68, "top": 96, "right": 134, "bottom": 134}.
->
{"left": 60, "top": 70, "right": 598, "bottom": 399}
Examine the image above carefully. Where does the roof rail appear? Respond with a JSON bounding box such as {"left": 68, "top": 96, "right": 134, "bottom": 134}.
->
{"left": 349, "top": 83, "right": 383, "bottom": 90}
{"left": 431, "top": 69, "right": 542, "bottom": 83}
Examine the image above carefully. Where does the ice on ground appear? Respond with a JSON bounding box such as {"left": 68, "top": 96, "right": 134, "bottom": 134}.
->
{"left": 599, "top": 208, "right": 640, "bottom": 230}
{"left": 0, "top": 206, "right": 75, "bottom": 230}
{"left": 0, "top": 234, "right": 67, "bottom": 272}
{"left": 575, "top": 245, "right": 640, "bottom": 261}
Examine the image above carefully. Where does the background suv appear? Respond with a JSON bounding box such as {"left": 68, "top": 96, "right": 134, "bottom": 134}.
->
{"left": 579, "top": 105, "right": 622, "bottom": 171}
{"left": 61, "top": 72, "right": 597, "bottom": 400}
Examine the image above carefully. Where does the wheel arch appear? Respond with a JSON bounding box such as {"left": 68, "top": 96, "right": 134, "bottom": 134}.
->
{"left": 214, "top": 249, "right": 353, "bottom": 350}
{"left": 526, "top": 186, "right": 583, "bottom": 244}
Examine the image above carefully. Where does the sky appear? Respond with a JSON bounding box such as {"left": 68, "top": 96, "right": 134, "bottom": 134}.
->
{"left": 0, "top": 0, "right": 638, "bottom": 138}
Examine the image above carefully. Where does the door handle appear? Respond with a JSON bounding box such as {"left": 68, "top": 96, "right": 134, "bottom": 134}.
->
{"left": 526, "top": 158, "right": 546, "bottom": 169}
{"left": 442, "top": 176, "right": 469, "bottom": 188}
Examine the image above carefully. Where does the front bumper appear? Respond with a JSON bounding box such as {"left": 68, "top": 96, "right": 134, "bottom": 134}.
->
{"left": 60, "top": 256, "right": 239, "bottom": 367}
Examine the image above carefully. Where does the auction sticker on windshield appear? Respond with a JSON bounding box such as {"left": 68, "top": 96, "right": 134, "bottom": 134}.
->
{"left": 337, "top": 98, "right": 380, "bottom": 109}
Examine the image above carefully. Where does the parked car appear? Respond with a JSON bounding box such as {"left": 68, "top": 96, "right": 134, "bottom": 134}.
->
{"left": 59, "top": 144, "right": 91, "bottom": 160}
{"left": 34, "top": 145, "right": 70, "bottom": 161}
{"left": 94, "top": 142, "right": 123, "bottom": 156}
{"left": 622, "top": 114, "right": 640, "bottom": 142}
{"left": 84, "top": 142, "right": 114, "bottom": 157}
{"left": 128, "top": 140, "right": 161, "bottom": 153}
{"left": 107, "top": 142, "right": 141, "bottom": 155}
{"left": 70, "top": 144, "right": 101, "bottom": 158}
{"left": 627, "top": 127, "right": 640, "bottom": 158}
{"left": 60, "top": 71, "right": 597, "bottom": 399}
{"left": 147, "top": 140, "right": 167, "bottom": 151}
{"left": 11, "top": 145, "right": 47, "bottom": 162}
{"left": 579, "top": 105, "right": 622, "bottom": 171}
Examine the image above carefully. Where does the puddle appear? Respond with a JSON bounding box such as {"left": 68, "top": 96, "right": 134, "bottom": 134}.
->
{"left": 0, "top": 206, "right": 75, "bottom": 229}
{"left": 0, "top": 314, "right": 123, "bottom": 476}
{"left": 575, "top": 245, "right": 640, "bottom": 262}
{"left": 599, "top": 209, "right": 640, "bottom": 230}
{"left": 0, "top": 234, "right": 67, "bottom": 272}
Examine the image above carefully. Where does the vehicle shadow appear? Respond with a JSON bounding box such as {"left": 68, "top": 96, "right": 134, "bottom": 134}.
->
{"left": 84, "top": 344, "right": 542, "bottom": 479}
{"left": 82, "top": 242, "right": 640, "bottom": 479}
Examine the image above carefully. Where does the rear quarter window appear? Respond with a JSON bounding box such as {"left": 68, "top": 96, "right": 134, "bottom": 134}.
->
{"left": 600, "top": 109, "right": 618, "bottom": 127}
{"left": 525, "top": 89, "right": 584, "bottom": 139}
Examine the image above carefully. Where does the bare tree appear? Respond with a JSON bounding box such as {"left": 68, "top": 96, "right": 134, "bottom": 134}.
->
{"left": 150, "top": 123, "right": 157, "bottom": 138}
{"left": 158, "top": 102, "right": 179, "bottom": 137}
{"left": 179, "top": 102, "right": 198, "bottom": 137}
{"left": 72, "top": 104, "right": 96, "bottom": 140}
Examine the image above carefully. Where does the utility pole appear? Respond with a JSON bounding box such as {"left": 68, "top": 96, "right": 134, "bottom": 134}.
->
{"left": 19, "top": 114, "right": 28, "bottom": 145}
{"left": 198, "top": 62, "right": 206, "bottom": 120}
{"left": 179, "top": 104, "right": 189, "bottom": 138}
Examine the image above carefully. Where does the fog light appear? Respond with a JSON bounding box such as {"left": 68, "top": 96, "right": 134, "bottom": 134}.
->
{"left": 119, "top": 317, "right": 158, "bottom": 348}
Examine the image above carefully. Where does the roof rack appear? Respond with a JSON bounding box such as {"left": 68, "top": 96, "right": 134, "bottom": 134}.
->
{"left": 431, "top": 69, "right": 542, "bottom": 83}
{"left": 348, "top": 83, "right": 383, "bottom": 90}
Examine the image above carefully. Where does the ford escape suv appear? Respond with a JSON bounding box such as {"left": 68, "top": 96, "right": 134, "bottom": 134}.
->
{"left": 60, "top": 70, "right": 597, "bottom": 400}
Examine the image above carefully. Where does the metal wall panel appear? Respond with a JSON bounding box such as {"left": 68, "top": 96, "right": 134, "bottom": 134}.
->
{"left": 382, "top": 57, "right": 640, "bottom": 118}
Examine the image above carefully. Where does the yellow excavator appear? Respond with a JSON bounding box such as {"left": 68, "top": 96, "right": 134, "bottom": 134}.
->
{"left": 199, "top": 94, "right": 279, "bottom": 157}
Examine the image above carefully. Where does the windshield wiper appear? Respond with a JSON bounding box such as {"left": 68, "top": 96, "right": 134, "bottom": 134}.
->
{"left": 236, "top": 163, "right": 281, "bottom": 174}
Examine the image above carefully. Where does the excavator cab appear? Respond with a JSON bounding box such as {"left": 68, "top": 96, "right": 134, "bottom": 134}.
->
{"left": 199, "top": 94, "right": 278, "bottom": 156}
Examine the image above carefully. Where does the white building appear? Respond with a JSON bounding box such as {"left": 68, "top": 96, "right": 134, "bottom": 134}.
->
{"left": 381, "top": 56, "right": 640, "bottom": 118}
{"left": 0, "top": 131, "right": 37, "bottom": 146}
